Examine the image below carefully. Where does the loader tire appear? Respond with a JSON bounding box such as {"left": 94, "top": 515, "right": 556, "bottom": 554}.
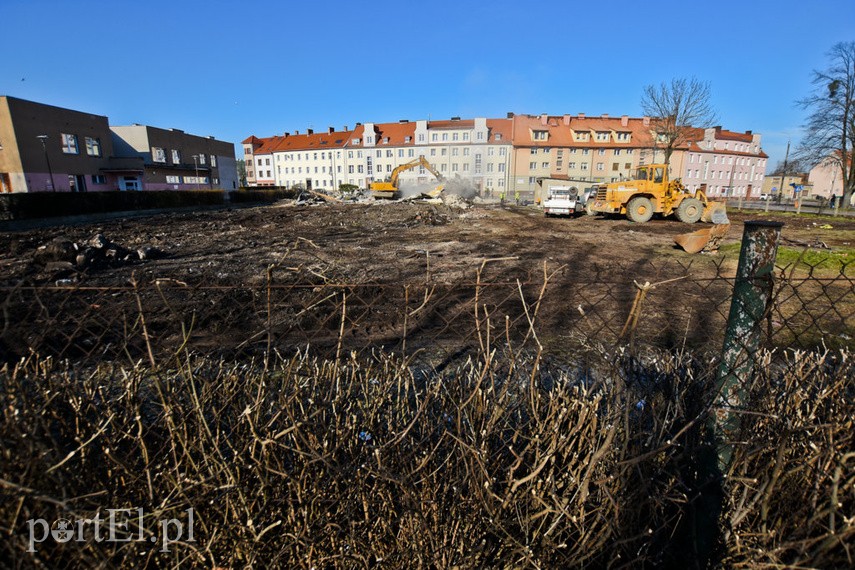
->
{"left": 676, "top": 198, "right": 703, "bottom": 224}
{"left": 627, "top": 197, "right": 654, "bottom": 223}
{"left": 585, "top": 199, "right": 597, "bottom": 216}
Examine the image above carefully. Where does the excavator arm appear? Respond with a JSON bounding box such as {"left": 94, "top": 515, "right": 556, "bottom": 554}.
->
{"left": 371, "top": 155, "right": 444, "bottom": 199}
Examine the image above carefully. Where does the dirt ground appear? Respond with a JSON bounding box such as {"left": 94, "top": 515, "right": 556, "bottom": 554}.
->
{"left": 3, "top": 200, "right": 853, "bottom": 287}
{"left": 1, "top": 200, "right": 853, "bottom": 362}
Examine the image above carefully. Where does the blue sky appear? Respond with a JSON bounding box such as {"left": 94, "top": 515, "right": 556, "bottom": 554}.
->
{"left": 1, "top": 0, "right": 852, "bottom": 167}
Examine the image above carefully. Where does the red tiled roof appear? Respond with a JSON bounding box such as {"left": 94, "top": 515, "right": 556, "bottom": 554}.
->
{"left": 487, "top": 118, "right": 513, "bottom": 143}
{"left": 428, "top": 119, "right": 475, "bottom": 129}
{"left": 512, "top": 115, "right": 656, "bottom": 148}
{"left": 373, "top": 121, "right": 416, "bottom": 145}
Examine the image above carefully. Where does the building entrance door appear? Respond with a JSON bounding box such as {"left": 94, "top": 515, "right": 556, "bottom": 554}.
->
{"left": 122, "top": 176, "right": 141, "bottom": 191}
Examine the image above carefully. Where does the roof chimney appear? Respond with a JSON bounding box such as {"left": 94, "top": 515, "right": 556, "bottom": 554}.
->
{"left": 540, "top": 114, "right": 548, "bottom": 126}
{"left": 601, "top": 114, "right": 609, "bottom": 119}
{"left": 328, "top": 126, "right": 334, "bottom": 134}
{"left": 307, "top": 128, "right": 313, "bottom": 135}
{"left": 745, "top": 130, "right": 752, "bottom": 135}
{"left": 506, "top": 112, "right": 514, "bottom": 118}
{"left": 642, "top": 117, "right": 650, "bottom": 126}
{"left": 621, "top": 115, "right": 629, "bottom": 127}
{"left": 399, "top": 119, "right": 409, "bottom": 123}
{"left": 356, "top": 122, "right": 362, "bottom": 126}
{"left": 563, "top": 114, "right": 571, "bottom": 126}
{"left": 451, "top": 116, "right": 461, "bottom": 121}
{"left": 343, "top": 125, "right": 348, "bottom": 131}
{"left": 577, "top": 113, "right": 585, "bottom": 119}
{"left": 284, "top": 132, "right": 289, "bottom": 137}
{"left": 294, "top": 130, "right": 300, "bottom": 135}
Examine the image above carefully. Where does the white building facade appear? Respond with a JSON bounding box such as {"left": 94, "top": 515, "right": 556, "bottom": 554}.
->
{"left": 679, "top": 127, "right": 767, "bottom": 198}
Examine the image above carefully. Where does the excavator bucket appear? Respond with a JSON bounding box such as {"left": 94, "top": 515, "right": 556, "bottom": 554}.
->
{"left": 701, "top": 200, "right": 729, "bottom": 224}
{"left": 674, "top": 223, "right": 731, "bottom": 254}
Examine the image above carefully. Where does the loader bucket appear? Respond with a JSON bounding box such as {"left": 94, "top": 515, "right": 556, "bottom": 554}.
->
{"left": 701, "top": 201, "right": 729, "bottom": 224}
{"left": 674, "top": 223, "right": 731, "bottom": 254}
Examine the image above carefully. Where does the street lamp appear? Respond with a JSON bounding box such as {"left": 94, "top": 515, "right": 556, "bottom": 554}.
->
{"left": 36, "top": 135, "right": 56, "bottom": 191}
{"left": 191, "top": 155, "right": 200, "bottom": 191}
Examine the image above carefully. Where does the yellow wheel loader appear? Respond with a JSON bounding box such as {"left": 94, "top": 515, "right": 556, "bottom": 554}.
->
{"left": 586, "top": 164, "right": 728, "bottom": 224}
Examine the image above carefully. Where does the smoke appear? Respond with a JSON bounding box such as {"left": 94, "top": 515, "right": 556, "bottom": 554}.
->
{"left": 442, "top": 175, "right": 478, "bottom": 199}
{"left": 397, "top": 175, "right": 477, "bottom": 199}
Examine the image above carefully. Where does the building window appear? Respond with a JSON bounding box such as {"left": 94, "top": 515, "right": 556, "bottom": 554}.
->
{"left": 152, "top": 147, "right": 166, "bottom": 162}
{"left": 529, "top": 162, "right": 536, "bottom": 169}
{"left": 568, "top": 162, "right": 576, "bottom": 169}
{"left": 418, "top": 134, "right": 425, "bottom": 142}
{"left": 91, "top": 174, "right": 106, "bottom": 184}
{"left": 452, "top": 133, "right": 459, "bottom": 141}
{"left": 85, "top": 137, "right": 101, "bottom": 157}
{"left": 62, "top": 133, "right": 79, "bottom": 154}
{"left": 596, "top": 132, "right": 609, "bottom": 141}
{"left": 442, "top": 133, "right": 448, "bottom": 141}
{"left": 452, "top": 148, "right": 459, "bottom": 156}
{"left": 541, "top": 162, "right": 549, "bottom": 168}
{"left": 617, "top": 132, "right": 630, "bottom": 141}
{"left": 596, "top": 163, "right": 604, "bottom": 171}
{"left": 463, "top": 148, "right": 470, "bottom": 156}
{"left": 533, "top": 130, "right": 548, "bottom": 140}
{"left": 598, "top": 149, "right": 605, "bottom": 156}
{"left": 166, "top": 175, "right": 180, "bottom": 184}
{"left": 581, "top": 162, "right": 588, "bottom": 170}
{"left": 612, "top": 163, "right": 619, "bottom": 171}
{"left": 499, "top": 147, "right": 507, "bottom": 156}
{"left": 431, "top": 134, "right": 438, "bottom": 141}
{"left": 494, "top": 133, "right": 502, "bottom": 141}
{"left": 463, "top": 133, "right": 469, "bottom": 141}
{"left": 408, "top": 149, "right": 414, "bottom": 157}
{"left": 498, "top": 163, "right": 505, "bottom": 172}
{"left": 171, "top": 149, "right": 181, "bottom": 164}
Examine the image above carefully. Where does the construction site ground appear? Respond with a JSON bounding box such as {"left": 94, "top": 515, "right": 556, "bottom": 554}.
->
{"left": 3, "top": 200, "right": 853, "bottom": 285}
{"left": 1, "top": 200, "right": 853, "bottom": 362}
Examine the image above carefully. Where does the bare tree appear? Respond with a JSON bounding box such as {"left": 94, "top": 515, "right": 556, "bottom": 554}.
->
{"left": 641, "top": 77, "right": 718, "bottom": 166}
{"left": 796, "top": 41, "right": 855, "bottom": 208}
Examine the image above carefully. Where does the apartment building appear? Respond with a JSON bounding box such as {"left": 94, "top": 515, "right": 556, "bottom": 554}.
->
{"left": 0, "top": 96, "right": 238, "bottom": 193}
{"left": 808, "top": 153, "right": 850, "bottom": 202}
{"left": 243, "top": 113, "right": 767, "bottom": 202}
{"left": 243, "top": 117, "right": 514, "bottom": 194}
{"left": 111, "top": 125, "right": 238, "bottom": 191}
{"left": 0, "top": 96, "right": 143, "bottom": 193}
{"left": 509, "top": 113, "right": 656, "bottom": 200}
{"left": 679, "top": 127, "right": 767, "bottom": 198}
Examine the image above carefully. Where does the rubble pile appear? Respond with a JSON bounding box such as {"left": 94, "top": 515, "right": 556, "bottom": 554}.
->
{"left": 32, "top": 233, "right": 164, "bottom": 284}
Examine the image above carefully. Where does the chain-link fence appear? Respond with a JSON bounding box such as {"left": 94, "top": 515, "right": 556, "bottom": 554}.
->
{"left": 1, "top": 257, "right": 852, "bottom": 367}
{"left": 1, "top": 250, "right": 853, "bottom": 568}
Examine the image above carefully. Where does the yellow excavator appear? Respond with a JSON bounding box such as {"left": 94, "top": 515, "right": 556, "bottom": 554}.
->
{"left": 370, "top": 155, "right": 444, "bottom": 199}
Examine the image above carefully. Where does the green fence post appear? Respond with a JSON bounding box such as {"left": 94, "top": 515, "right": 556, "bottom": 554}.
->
{"left": 715, "top": 220, "right": 783, "bottom": 469}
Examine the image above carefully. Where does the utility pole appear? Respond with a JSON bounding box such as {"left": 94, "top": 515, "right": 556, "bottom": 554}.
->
{"left": 767, "top": 140, "right": 789, "bottom": 213}
{"left": 192, "top": 155, "right": 200, "bottom": 191}
{"left": 36, "top": 135, "right": 56, "bottom": 191}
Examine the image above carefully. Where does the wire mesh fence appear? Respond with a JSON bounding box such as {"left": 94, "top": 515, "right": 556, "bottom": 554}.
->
{"left": 1, "top": 256, "right": 853, "bottom": 568}
{"left": 1, "top": 257, "right": 852, "bottom": 367}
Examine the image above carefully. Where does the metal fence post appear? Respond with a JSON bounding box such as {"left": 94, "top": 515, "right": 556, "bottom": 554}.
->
{"left": 716, "top": 220, "right": 783, "bottom": 469}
